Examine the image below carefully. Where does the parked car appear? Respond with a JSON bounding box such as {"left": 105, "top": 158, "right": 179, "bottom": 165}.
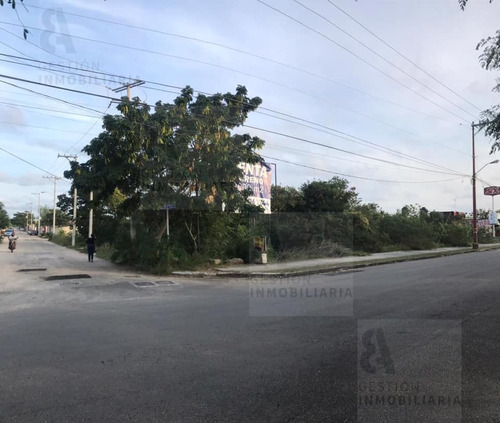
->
{"left": 4, "top": 229, "right": 14, "bottom": 237}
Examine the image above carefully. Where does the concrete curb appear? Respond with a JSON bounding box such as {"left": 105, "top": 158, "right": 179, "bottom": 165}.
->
{"left": 210, "top": 244, "right": 500, "bottom": 278}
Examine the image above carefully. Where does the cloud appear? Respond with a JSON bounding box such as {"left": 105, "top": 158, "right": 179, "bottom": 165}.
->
{"left": 0, "top": 172, "right": 45, "bottom": 187}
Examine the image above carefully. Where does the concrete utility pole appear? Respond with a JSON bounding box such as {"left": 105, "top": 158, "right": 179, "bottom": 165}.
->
{"left": 472, "top": 121, "right": 499, "bottom": 249}
{"left": 32, "top": 192, "right": 46, "bottom": 235}
{"left": 112, "top": 80, "right": 145, "bottom": 241}
{"left": 58, "top": 154, "right": 78, "bottom": 246}
{"left": 472, "top": 123, "right": 478, "bottom": 249}
{"left": 43, "top": 175, "right": 62, "bottom": 234}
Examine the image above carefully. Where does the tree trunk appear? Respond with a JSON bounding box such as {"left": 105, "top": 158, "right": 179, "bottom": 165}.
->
{"left": 154, "top": 211, "right": 169, "bottom": 243}
{"left": 184, "top": 220, "right": 198, "bottom": 253}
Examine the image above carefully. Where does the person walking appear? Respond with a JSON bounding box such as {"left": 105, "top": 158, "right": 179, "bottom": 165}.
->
{"left": 86, "top": 233, "right": 96, "bottom": 262}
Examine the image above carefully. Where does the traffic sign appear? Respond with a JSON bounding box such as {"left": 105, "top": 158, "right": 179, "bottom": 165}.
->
{"left": 484, "top": 186, "right": 500, "bottom": 196}
{"left": 163, "top": 204, "right": 176, "bottom": 210}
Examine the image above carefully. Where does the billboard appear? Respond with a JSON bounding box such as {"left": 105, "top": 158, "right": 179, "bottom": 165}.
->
{"left": 237, "top": 162, "right": 272, "bottom": 214}
{"left": 484, "top": 186, "right": 500, "bottom": 196}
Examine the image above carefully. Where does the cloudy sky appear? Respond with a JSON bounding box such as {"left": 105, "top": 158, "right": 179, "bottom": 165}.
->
{"left": 0, "top": 0, "right": 499, "bottom": 218}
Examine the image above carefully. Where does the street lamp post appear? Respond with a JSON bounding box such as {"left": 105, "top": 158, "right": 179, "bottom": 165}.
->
{"left": 472, "top": 121, "right": 499, "bottom": 249}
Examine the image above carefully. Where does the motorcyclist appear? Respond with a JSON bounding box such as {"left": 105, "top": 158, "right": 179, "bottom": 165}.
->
{"left": 8, "top": 233, "right": 17, "bottom": 252}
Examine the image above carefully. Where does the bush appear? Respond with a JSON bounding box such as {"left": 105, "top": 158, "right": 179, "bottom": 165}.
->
{"left": 440, "top": 224, "right": 471, "bottom": 247}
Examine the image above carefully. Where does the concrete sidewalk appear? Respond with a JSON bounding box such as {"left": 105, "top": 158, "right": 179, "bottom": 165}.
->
{"left": 212, "top": 243, "right": 500, "bottom": 277}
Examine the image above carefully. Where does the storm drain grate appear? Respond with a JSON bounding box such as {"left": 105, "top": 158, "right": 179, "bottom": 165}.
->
{"left": 155, "top": 280, "right": 176, "bottom": 285}
{"left": 18, "top": 268, "right": 47, "bottom": 272}
{"left": 133, "top": 281, "right": 156, "bottom": 287}
{"left": 45, "top": 274, "right": 91, "bottom": 281}
{"left": 60, "top": 281, "right": 82, "bottom": 287}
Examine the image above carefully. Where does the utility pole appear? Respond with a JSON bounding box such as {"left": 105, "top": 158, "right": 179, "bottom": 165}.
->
{"left": 471, "top": 121, "right": 499, "bottom": 249}
{"left": 112, "top": 80, "right": 145, "bottom": 100}
{"left": 43, "top": 175, "right": 61, "bottom": 234}
{"left": 112, "top": 80, "right": 145, "bottom": 241}
{"left": 472, "top": 122, "right": 478, "bottom": 249}
{"left": 32, "top": 192, "right": 46, "bottom": 235}
{"left": 58, "top": 154, "right": 78, "bottom": 246}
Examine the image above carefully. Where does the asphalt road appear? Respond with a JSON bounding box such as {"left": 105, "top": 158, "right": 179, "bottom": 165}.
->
{"left": 1, "top": 233, "right": 500, "bottom": 422}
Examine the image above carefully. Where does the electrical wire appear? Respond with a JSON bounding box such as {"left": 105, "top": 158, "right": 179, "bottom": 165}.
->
{"left": 0, "top": 53, "right": 470, "bottom": 158}
{"left": 262, "top": 155, "right": 465, "bottom": 184}
{"left": 256, "top": 0, "right": 472, "bottom": 124}
{"left": 0, "top": 145, "right": 68, "bottom": 180}
{"left": 326, "top": 0, "right": 482, "bottom": 112}
{"left": 294, "top": 0, "right": 478, "bottom": 119}
{"left": 20, "top": 3, "right": 465, "bottom": 125}
{"left": 244, "top": 124, "right": 468, "bottom": 176}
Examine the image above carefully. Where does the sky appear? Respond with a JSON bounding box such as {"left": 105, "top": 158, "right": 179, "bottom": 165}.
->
{"left": 0, "top": 0, "right": 499, "bottom": 218}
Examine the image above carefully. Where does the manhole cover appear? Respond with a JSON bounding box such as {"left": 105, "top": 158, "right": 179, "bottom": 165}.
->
{"left": 45, "top": 274, "right": 91, "bottom": 281}
{"left": 133, "top": 281, "right": 156, "bottom": 287}
{"left": 155, "top": 280, "right": 176, "bottom": 285}
{"left": 60, "top": 281, "right": 82, "bottom": 287}
{"left": 18, "top": 268, "right": 47, "bottom": 272}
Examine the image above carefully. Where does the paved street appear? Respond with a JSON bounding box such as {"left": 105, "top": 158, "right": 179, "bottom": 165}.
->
{"left": 1, "top": 233, "right": 500, "bottom": 421}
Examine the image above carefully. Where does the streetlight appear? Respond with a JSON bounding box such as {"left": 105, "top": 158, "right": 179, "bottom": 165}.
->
{"left": 472, "top": 120, "right": 498, "bottom": 249}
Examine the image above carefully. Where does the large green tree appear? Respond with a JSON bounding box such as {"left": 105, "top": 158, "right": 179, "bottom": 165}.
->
{"left": 63, "top": 86, "right": 265, "bottom": 244}
{"left": 301, "top": 178, "right": 359, "bottom": 213}
{"left": 0, "top": 202, "right": 10, "bottom": 228}
{"left": 40, "top": 206, "right": 71, "bottom": 227}
{"left": 10, "top": 211, "right": 27, "bottom": 228}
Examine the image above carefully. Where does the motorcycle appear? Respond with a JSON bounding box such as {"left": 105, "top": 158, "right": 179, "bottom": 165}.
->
{"left": 8, "top": 238, "right": 16, "bottom": 253}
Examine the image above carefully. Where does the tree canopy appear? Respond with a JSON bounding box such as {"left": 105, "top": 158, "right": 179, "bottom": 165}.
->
{"left": 63, "top": 86, "right": 265, "bottom": 243}
{"left": 460, "top": 0, "right": 500, "bottom": 152}
{"left": 0, "top": 202, "right": 10, "bottom": 228}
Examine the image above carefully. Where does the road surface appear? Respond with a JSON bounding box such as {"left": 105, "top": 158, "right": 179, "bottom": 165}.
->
{"left": 0, "top": 232, "right": 499, "bottom": 422}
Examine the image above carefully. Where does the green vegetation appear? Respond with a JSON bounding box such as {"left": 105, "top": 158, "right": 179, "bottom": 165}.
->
{"left": 56, "top": 87, "right": 481, "bottom": 273}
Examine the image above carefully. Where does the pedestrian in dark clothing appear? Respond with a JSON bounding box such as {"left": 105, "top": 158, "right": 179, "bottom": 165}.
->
{"left": 86, "top": 234, "right": 96, "bottom": 262}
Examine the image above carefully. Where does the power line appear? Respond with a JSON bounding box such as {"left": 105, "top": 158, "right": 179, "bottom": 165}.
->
{"left": 0, "top": 145, "right": 69, "bottom": 181}
{"left": 262, "top": 155, "right": 464, "bottom": 184}
{"left": 0, "top": 53, "right": 469, "bottom": 158}
{"left": 0, "top": 71, "right": 467, "bottom": 179}
{"left": 0, "top": 73, "right": 120, "bottom": 101}
{"left": 265, "top": 144, "right": 459, "bottom": 176}
{"left": 0, "top": 21, "right": 471, "bottom": 135}
{"left": 256, "top": 109, "right": 469, "bottom": 174}
{"left": 0, "top": 80, "right": 107, "bottom": 115}
{"left": 243, "top": 124, "right": 466, "bottom": 176}
{"left": 326, "top": 0, "right": 482, "bottom": 112}
{"left": 255, "top": 0, "right": 472, "bottom": 124}
{"left": 0, "top": 119, "right": 101, "bottom": 136}
{"left": 0, "top": 99, "right": 101, "bottom": 119}
{"left": 294, "top": 0, "right": 478, "bottom": 119}
{"left": 18, "top": 3, "right": 464, "bottom": 125}
{"left": 142, "top": 84, "right": 470, "bottom": 159}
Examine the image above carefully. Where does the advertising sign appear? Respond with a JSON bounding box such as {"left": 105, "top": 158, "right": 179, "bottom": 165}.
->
{"left": 237, "top": 162, "right": 272, "bottom": 214}
{"left": 484, "top": 186, "right": 500, "bottom": 196}
{"left": 489, "top": 212, "right": 498, "bottom": 225}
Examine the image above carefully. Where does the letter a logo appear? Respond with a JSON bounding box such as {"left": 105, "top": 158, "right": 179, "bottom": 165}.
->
{"left": 359, "top": 328, "right": 395, "bottom": 374}
{"left": 41, "top": 8, "right": 76, "bottom": 54}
